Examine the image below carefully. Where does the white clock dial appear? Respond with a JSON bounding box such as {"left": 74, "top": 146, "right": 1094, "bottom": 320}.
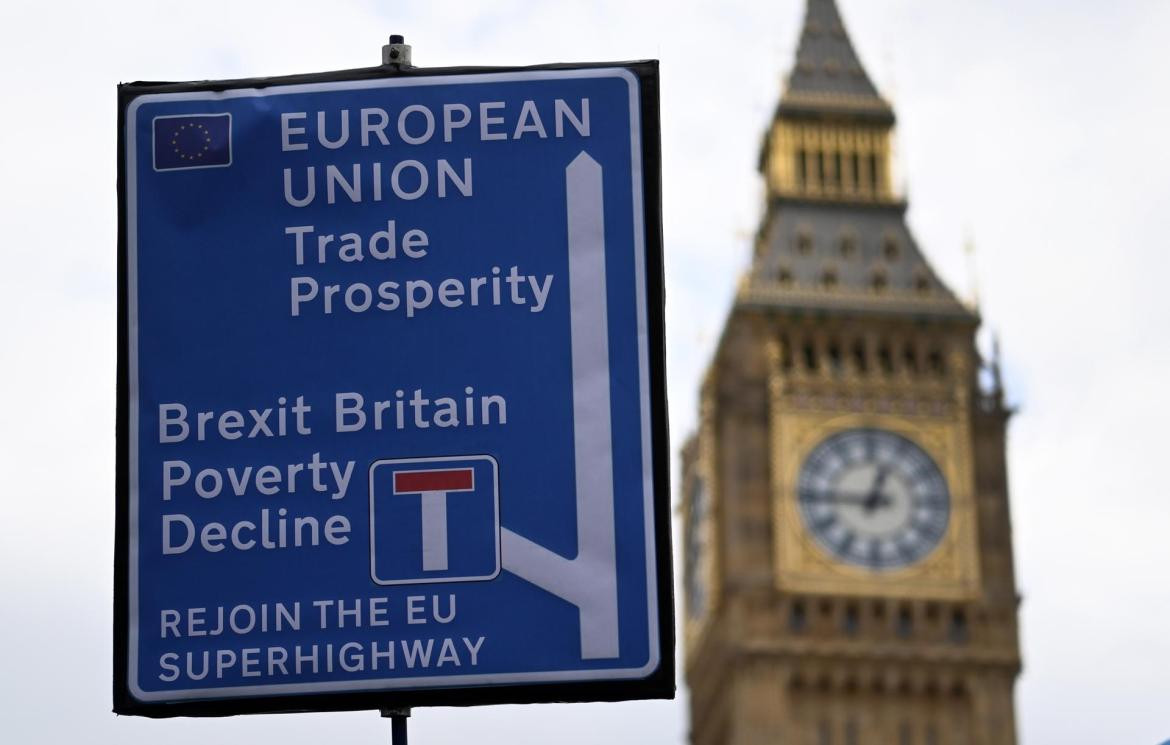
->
{"left": 797, "top": 428, "right": 950, "bottom": 570}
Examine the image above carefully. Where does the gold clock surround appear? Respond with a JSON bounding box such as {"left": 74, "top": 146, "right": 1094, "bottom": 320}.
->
{"left": 770, "top": 399, "right": 982, "bottom": 601}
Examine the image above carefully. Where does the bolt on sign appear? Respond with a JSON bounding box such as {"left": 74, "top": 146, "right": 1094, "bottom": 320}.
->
{"left": 115, "top": 60, "right": 672, "bottom": 716}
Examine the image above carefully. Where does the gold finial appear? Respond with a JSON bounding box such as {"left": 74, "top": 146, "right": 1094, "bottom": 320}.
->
{"left": 964, "top": 229, "right": 980, "bottom": 309}
{"left": 988, "top": 330, "right": 1005, "bottom": 405}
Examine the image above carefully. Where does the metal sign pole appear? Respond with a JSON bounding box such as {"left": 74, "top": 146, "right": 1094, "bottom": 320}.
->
{"left": 382, "top": 707, "right": 411, "bottom": 745}
{"left": 379, "top": 42, "right": 411, "bottom": 745}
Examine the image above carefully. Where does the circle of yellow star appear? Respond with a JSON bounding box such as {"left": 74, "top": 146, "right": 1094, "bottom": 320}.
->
{"left": 172, "top": 122, "right": 213, "bottom": 161}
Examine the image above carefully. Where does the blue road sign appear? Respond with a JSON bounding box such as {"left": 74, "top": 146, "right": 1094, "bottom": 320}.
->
{"left": 118, "top": 65, "right": 669, "bottom": 712}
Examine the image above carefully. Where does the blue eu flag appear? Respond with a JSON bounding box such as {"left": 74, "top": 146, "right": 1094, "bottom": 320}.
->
{"left": 152, "top": 114, "right": 232, "bottom": 171}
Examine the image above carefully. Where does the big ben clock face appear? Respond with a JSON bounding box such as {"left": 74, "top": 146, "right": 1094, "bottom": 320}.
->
{"left": 797, "top": 428, "right": 950, "bottom": 570}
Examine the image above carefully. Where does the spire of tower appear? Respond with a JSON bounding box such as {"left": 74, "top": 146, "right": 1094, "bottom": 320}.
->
{"left": 747, "top": 0, "right": 974, "bottom": 321}
{"left": 780, "top": 0, "right": 892, "bottom": 119}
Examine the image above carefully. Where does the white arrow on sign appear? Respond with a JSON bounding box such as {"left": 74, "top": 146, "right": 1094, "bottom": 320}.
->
{"left": 502, "top": 151, "right": 621, "bottom": 660}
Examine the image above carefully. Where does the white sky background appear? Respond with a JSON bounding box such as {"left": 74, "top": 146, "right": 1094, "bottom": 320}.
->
{"left": 1, "top": 0, "right": 1168, "bottom": 742}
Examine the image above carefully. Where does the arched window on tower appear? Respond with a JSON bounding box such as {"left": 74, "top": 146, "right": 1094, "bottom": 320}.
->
{"left": 790, "top": 600, "right": 808, "bottom": 632}
{"left": 845, "top": 719, "right": 860, "bottom": 745}
{"left": 899, "top": 722, "right": 913, "bottom": 745}
{"left": 797, "top": 230, "right": 814, "bottom": 255}
{"left": 927, "top": 349, "right": 946, "bottom": 377}
{"left": 896, "top": 604, "right": 913, "bottom": 638}
{"left": 903, "top": 343, "right": 920, "bottom": 374}
{"left": 883, "top": 236, "right": 900, "bottom": 261}
{"left": 803, "top": 341, "right": 819, "bottom": 372}
{"left": 949, "top": 608, "right": 969, "bottom": 643}
{"left": 780, "top": 335, "right": 794, "bottom": 371}
{"left": 828, "top": 340, "right": 844, "bottom": 374}
{"left": 851, "top": 339, "right": 868, "bottom": 374}
{"left": 840, "top": 232, "right": 858, "bottom": 258}
{"left": 818, "top": 720, "right": 833, "bottom": 745}
{"left": 843, "top": 603, "right": 860, "bottom": 635}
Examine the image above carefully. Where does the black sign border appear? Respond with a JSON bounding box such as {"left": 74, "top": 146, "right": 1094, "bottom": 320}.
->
{"left": 115, "top": 60, "right": 673, "bottom": 718}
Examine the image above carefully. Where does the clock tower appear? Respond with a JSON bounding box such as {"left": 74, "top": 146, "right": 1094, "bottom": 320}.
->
{"left": 681, "top": 1, "right": 1022, "bottom": 743}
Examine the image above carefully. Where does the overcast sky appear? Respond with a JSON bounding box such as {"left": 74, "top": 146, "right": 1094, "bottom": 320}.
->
{"left": 1, "top": 0, "right": 1168, "bottom": 742}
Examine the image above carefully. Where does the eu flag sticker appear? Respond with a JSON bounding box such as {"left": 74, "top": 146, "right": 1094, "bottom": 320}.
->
{"left": 152, "top": 113, "right": 231, "bottom": 171}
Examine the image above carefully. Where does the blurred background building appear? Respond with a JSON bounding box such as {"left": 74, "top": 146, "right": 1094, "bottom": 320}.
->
{"left": 681, "top": 1, "right": 1021, "bottom": 742}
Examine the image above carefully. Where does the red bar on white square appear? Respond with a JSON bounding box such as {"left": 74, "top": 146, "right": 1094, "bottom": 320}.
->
{"left": 394, "top": 469, "right": 474, "bottom": 494}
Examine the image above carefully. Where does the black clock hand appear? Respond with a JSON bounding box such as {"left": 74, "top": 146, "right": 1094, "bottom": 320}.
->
{"left": 864, "top": 466, "right": 891, "bottom": 513}
{"left": 822, "top": 492, "right": 870, "bottom": 505}
{"left": 814, "top": 491, "right": 892, "bottom": 508}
